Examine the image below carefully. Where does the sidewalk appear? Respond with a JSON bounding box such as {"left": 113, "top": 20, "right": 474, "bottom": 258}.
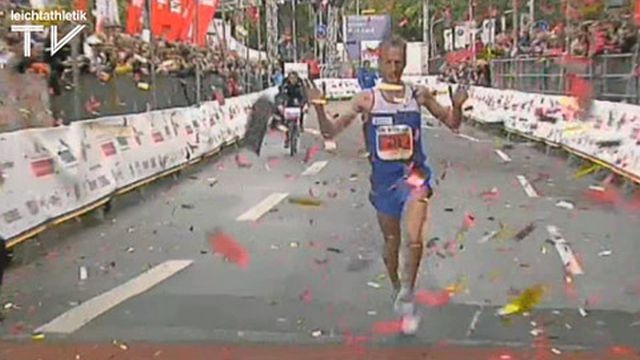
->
{"left": 1, "top": 342, "right": 638, "bottom": 360}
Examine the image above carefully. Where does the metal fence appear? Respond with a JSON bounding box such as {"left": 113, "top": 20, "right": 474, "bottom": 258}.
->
{"left": 50, "top": 70, "right": 268, "bottom": 123}
{"left": 490, "top": 54, "right": 640, "bottom": 104}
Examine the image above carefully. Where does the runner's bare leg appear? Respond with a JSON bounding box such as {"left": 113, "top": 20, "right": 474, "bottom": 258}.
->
{"left": 403, "top": 189, "right": 430, "bottom": 290}
{"left": 376, "top": 213, "right": 402, "bottom": 292}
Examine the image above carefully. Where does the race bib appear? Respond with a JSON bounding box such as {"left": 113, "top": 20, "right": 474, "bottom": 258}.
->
{"left": 284, "top": 107, "right": 301, "bottom": 121}
{"left": 375, "top": 125, "right": 414, "bottom": 161}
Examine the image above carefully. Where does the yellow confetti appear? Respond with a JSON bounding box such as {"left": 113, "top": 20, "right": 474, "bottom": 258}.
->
{"left": 137, "top": 82, "right": 150, "bottom": 91}
{"left": 446, "top": 276, "right": 468, "bottom": 295}
{"left": 573, "top": 164, "right": 600, "bottom": 179}
{"left": 497, "top": 284, "right": 545, "bottom": 316}
{"left": 288, "top": 197, "right": 323, "bottom": 207}
{"left": 494, "top": 137, "right": 502, "bottom": 149}
{"left": 31, "top": 333, "right": 45, "bottom": 341}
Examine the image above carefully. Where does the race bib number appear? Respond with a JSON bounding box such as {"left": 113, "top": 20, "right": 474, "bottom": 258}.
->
{"left": 375, "top": 125, "right": 414, "bottom": 161}
{"left": 284, "top": 107, "right": 301, "bottom": 121}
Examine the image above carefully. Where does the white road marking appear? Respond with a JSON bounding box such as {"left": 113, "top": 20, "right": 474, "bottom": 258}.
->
{"left": 304, "top": 128, "right": 321, "bottom": 136}
{"left": 495, "top": 149, "right": 512, "bottom": 163}
{"left": 516, "top": 175, "right": 539, "bottom": 198}
{"left": 546, "top": 225, "right": 584, "bottom": 275}
{"left": 466, "top": 308, "right": 483, "bottom": 336}
{"left": 458, "top": 133, "right": 480, "bottom": 142}
{"left": 302, "top": 161, "right": 329, "bottom": 176}
{"left": 35, "top": 260, "right": 193, "bottom": 334}
{"left": 236, "top": 193, "right": 289, "bottom": 221}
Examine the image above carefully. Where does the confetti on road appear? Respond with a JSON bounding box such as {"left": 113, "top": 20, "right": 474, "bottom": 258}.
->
{"left": 415, "top": 289, "right": 451, "bottom": 308}
{"left": 555, "top": 200, "right": 575, "bottom": 210}
{"left": 514, "top": 222, "right": 536, "bottom": 241}
{"left": 234, "top": 154, "right": 252, "bottom": 168}
{"left": 288, "top": 197, "right": 324, "bottom": 207}
{"left": 497, "top": 284, "right": 545, "bottom": 316}
{"left": 462, "top": 211, "right": 476, "bottom": 229}
{"left": 208, "top": 231, "right": 249, "bottom": 269}
{"left": 303, "top": 144, "right": 321, "bottom": 163}
{"left": 371, "top": 320, "right": 403, "bottom": 335}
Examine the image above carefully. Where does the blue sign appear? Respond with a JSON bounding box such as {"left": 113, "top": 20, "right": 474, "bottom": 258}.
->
{"left": 316, "top": 24, "right": 327, "bottom": 39}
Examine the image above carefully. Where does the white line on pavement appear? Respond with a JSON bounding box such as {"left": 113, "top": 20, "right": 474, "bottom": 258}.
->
{"left": 516, "top": 175, "right": 539, "bottom": 198}
{"left": 546, "top": 225, "right": 584, "bottom": 276}
{"left": 458, "top": 133, "right": 480, "bottom": 142}
{"left": 466, "top": 308, "right": 483, "bottom": 336}
{"left": 236, "top": 193, "right": 289, "bottom": 221}
{"left": 495, "top": 149, "right": 512, "bottom": 163}
{"left": 35, "top": 260, "right": 193, "bottom": 334}
{"left": 302, "top": 161, "right": 329, "bottom": 176}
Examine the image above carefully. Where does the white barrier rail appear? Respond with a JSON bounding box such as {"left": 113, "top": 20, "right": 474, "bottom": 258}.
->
{"left": 2, "top": 76, "right": 639, "bottom": 246}
{"left": 0, "top": 87, "right": 278, "bottom": 244}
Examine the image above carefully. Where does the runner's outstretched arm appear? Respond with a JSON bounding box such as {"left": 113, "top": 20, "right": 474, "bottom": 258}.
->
{"left": 415, "top": 85, "right": 468, "bottom": 132}
{"left": 306, "top": 89, "right": 371, "bottom": 139}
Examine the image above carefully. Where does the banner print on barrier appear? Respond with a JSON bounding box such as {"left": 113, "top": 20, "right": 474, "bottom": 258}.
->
{"left": 0, "top": 88, "right": 277, "bottom": 241}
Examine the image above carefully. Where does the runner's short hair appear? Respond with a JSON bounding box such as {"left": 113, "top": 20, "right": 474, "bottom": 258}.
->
{"left": 379, "top": 34, "right": 407, "bottom": 55}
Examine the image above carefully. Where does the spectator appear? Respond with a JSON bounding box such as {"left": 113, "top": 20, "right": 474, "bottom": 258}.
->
{"left": 271, "top": 66, "right": 284, "bottom": 87}
{"left": 304, "top": 53, "right": 321, "bottom": 80}
{"left": 357, "top": 60, "right": 378, "bottom": 90}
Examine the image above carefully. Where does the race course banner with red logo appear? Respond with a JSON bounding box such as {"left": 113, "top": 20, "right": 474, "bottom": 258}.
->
{"left": 0, "top": 87, "right": 277, "bottom": 241}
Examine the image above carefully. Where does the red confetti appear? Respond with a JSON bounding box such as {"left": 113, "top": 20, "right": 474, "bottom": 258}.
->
{"left": 415, "top": 289, "right": 451, "bottom": 308}
{"left": 371, "top": 320, "right": 403, "bottom": 335}
{"left": 480, "top": 187, "right": 500, "bottom": 201}
{"left": 609, "top": 345, "right": 636, "bottom": 356}
{"left": 266, "top": 156, "right": 280, "bottom": 168}
{"left": 299, "top": 289, "right": 313, "bottom": 304}
{"left": 584, "top": 187, "right": 620, "bottom": 205}
{"left": 462, "top": 211, "right": 476, "bottom": 229}
{"left": 444, "top": 240, "right": 458, "bottom": 256}
{"left": 235, "top": 154, "right": 252, "bottom": 168}
{"left": 208, "top": 231, "right": 249, "bottom": 269}
{"left": 304, "top": 144, "right": 321, "bottom": 163}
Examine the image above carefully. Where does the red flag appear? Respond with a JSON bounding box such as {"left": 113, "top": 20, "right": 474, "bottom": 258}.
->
{"left": 635, "top": 0, "right": 640, "bottom": 25}
{"left": 74, "top": 0, "right": 88, "bottom": 11}
{"left": 398, "top": 16, "right": 409, "bottom": 28}
{"left": 126, "top": 2, "right": 144, "bottom": 35}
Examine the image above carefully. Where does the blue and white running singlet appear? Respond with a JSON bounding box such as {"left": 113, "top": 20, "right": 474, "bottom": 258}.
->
{"left": 364, "top": 85, "right": 433, "bottom": 218}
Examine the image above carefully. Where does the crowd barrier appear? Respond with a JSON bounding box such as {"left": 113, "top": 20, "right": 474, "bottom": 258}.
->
{"left": 315, "top": 76, "right": 640, "bottom": 183}
{"left": 3, "top": 76, "right": 639, "bottom": 246}
{"left": 0, "top": 87, "right": 278, "bottom": 245}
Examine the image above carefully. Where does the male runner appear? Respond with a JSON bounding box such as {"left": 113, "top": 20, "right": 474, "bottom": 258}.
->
{"left": 305, "top": 35, "right": 468, "bottom": 333}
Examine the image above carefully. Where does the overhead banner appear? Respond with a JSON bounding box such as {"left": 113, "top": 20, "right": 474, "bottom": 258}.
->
{"left": 344, "top": 15, "right": 391, "bottom": 63}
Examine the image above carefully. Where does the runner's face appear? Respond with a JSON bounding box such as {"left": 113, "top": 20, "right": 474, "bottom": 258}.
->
{"left": 379, "top": 46, "right": 405, "bottom": 84}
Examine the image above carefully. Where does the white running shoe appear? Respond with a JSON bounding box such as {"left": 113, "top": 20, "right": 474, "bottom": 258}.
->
{"left": 393, "top": 287, "right": 415, "bottom": 315}
{"left": 401, "top": 312, "right": 421, "bottom": 335}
